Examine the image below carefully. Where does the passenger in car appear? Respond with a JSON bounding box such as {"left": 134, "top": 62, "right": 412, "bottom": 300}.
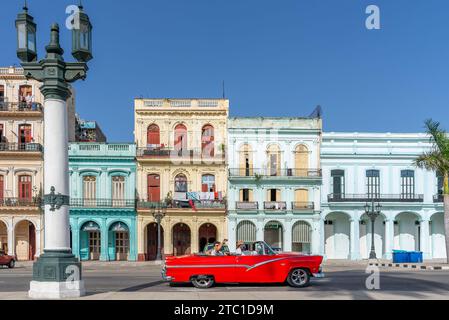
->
{"left": 209, "top": 241, "right": 224, "bottom": 256}
{"left": 235, "top": 241, "right": 245, "bottom": 255}
{"left": 220, "top": 239, "right": 230, "bottom": 255}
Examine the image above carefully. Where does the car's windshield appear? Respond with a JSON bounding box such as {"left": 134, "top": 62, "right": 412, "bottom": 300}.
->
{"left": 246, "top": 241, "right": 277, "bottom": 256}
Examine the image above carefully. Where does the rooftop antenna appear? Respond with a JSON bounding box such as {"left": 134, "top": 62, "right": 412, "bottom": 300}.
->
{"left": 309, "top": 105, "right": 323, "bottom": 119}
{"left": 23, "top": 0, "right": 28, "bottom": 10}
{"left": 222, "top": 80, "right": 226, "bottom": 99}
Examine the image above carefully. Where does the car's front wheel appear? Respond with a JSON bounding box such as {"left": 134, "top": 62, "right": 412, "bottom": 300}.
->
{"left": 191, "top": 276, "right": 215, "bottom": 289}
{"left": 8, "top": 260, "right": 15, "bottom": 269}
{"left": 287, "top": 268, "right": 310, "bottom": 288}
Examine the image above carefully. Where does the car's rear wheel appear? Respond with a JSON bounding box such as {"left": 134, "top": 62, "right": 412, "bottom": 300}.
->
{"left": 191, "top": 276, "right": 215, "bottom": 289}
{"left": 287, "top": 268, "right": 310, "bottom": 288}
{"left": 8, "top": 260, "right": 15, "bottom": 269}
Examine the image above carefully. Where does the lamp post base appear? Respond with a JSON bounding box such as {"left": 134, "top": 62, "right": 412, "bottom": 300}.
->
{"left": 28, "top": 250, "right": 85, "bottom": 299}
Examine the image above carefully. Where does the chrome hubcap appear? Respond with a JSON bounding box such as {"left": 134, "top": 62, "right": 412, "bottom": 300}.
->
{"left": 196, "top": 278, "right": 211, "bottom": 287}
{"left": 291, "top": 269, "right": 307, "bottom": 285}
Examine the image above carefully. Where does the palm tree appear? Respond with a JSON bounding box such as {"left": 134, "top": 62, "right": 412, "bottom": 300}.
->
{"left": 414, "top": 119, "right": 449, "bottom": 263}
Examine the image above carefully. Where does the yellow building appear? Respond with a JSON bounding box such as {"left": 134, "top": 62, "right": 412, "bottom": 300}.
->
{"left": 134, "top": 98, "right": 228, "bottom": 260}
{"left": 0, "top": 66, "right": 76, "bottom": 261}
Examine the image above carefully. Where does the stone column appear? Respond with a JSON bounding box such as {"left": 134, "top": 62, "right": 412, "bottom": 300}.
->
{"left": 7, "top": 224, "right": 14, "bottom": 256}
{"left": 319, "top": 217, "right": 325, "bottom": 258}
{"left": 420, "top": 218, "right": 431, "bottom": 260}
{"left": 384, "top": 218, "right": 394, "bottom": 260}
{"left": 283, "top": 219, "right": 292, "bottom": 252}
{"left": 228, "top": 218, "right": 237, "bottom": 252}
{"left": 350, "top": 217, "right": 360, "bottom": 260}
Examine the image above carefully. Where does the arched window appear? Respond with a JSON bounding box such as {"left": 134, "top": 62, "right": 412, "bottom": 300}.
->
{"left": 174, "top": 124, "right": 187, "bottom": 153}
{"left": 201, "top": 174, "right": 215, "bottom": 192}
{"left": 18, "top": 175, "right": 32, "bottom": 201}
{"left": 147, "top": 124, "right": 160, "bottom": 148}
{"left": 175, "top": 174, "right": 188, "bottom": 193}
{"left": 201, "top": 125, "right": 214, "bottom": 157}
{"left": 294, "top": 145, "right": 309, "bottom": 176}
{"left": 147, "top": 174, "right": 160, "bottom": 202}
{"left": 267, "top": 144, "right": 281, "bottom": 176}
{"left": 239, "top": 144, "right": 253, "bottom": 176}
{"left": 236, "top": 221, "right": 257, "bottom": 244}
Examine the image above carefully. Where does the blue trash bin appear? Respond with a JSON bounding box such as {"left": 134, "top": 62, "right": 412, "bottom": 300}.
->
{"left": 393, "top": 250, "right": 409, "bottom": 263}
{"left": 409, "top": 251, "right": 423, "bottom": 263}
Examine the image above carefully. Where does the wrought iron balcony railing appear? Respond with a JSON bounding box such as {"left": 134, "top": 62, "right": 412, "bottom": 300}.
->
{"left": 229, "top": 168, "right": 322, "bottom": 178}
{"left": 70, "top": 199, "right": 135, "bottom": 208}
{"left": 328, "top": 193, "right": 424, "bottom": 203}
{"left": 0, "top": 101, "right": 43, "bottom": 112}
{"left": 0, "top": 197, "right": 41, "bottom": 208}
{"left": 292, "top": 202, "right": 315, "bottom": 210}
{"left": 235, "top": 201, "right": 259, "bottom": 210}
{"left": 434, "top": 194, "right": 444, "bottom": 203}
{"left": 0, "top": 143, "right": 43, "bottom": 152}
{"left": 264, "top": 201, "right": 287, "bottom": 210}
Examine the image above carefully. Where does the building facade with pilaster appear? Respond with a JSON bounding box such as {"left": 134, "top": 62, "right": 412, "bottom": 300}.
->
{"left": 69, "top": 142, "right": 137, "bottom": 261}
{"left": 321, "top": 132, "right": 446, "bottom": 260}
{"left": 227, "top": 117, "right": 323, "bottom": 254}
{"left": 135, "top": 98, "right": 228, "bottom": 261}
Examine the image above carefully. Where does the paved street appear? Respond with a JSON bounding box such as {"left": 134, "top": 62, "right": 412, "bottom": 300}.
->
{"left": 0, "top": 261, "right": 448, "bottom": 300}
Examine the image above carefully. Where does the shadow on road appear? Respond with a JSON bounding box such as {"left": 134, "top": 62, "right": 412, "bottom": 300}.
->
{"left": 119, "top": 280, "right": 167, "bottom": 292}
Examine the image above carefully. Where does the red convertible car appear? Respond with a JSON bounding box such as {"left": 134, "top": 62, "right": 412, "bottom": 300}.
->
{"left": 162, "top": 241, "right": 324, "bottom": 289}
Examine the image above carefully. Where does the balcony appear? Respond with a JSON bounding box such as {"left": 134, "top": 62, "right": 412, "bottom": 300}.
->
{"left": 0, "top": 197, "right": 41, "bottom": 209}
{"left": 137, "top": 147, "right": 226, "bottom": 162}
{"left": 228, "top": 168, "right": 322, "bottom": 178}
{"left": 0, "top": 101, "right": 43, "bottom": 114}
{"left": 292, "top": 202, "right": 315, "bottom": 211}
{"left": 0, "top": 143, "right": 43, "bottom": 153}
{"left": 328, "top": 194, "right": 424, "bottom": 203}
{"left": 235, "top": 201, "right": 259, "bottom": 210}
{"left": 264, "top": 201, "right": 287, "bottom": 211}
{"left": 137, "top": 200, "right": 226, "bottom": 210}
{"left": 434, "top": 195, "right": 444, "bottom": 203}
{"left": 70, "top": 199, "right": 135, "bottom": 208}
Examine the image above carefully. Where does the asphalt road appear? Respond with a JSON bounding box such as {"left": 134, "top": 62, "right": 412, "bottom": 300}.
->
{"left": 1, "top": 262, "right": 448, "bottom": 300}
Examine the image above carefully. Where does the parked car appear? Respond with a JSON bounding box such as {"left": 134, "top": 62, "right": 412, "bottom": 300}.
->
{"left": 162, "top": 241, "right": 324, "bottom": 289}
{"left": 0, "top": 250, "right": 16, "bottom": 269}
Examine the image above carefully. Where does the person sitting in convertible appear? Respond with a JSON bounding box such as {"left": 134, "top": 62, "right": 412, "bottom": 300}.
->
{"left": 220, "top": 239, "right": 231, "bottom": 255}
{"left": 207, "top": 241, "right": 224, "bottom": 256}
{"left": 235, "top": 240, "right": 245, "bottom": 255}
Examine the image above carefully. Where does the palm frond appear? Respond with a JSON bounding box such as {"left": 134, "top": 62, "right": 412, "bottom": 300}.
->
{"left": 414, "top": 150, "right": 449, "bottom": 173}
{"left": 424, "top": 119, "right": 449, "bottom": 156}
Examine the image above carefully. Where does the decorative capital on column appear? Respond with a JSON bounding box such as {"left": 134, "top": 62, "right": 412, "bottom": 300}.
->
{"left": 43, "top": 186, "right": 70, "bottom": 212}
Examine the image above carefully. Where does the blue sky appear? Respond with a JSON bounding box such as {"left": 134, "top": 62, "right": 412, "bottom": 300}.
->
{"left": 1, "top": 0, "right": 448, "bottom": 142}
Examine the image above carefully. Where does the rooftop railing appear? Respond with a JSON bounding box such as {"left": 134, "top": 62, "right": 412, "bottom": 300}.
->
{"left": 69, "top": 143, "right": 136, "bottom": 157}
{"left": 328, "top": 193, "right": 424, "bottom": 203}
{"left": 140, "top": 99, "right": 226, "bottom": 109}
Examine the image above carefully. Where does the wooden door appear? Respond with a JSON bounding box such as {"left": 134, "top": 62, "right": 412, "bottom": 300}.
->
{"left": 173, "top": 224, "right": 191, "bottom": 256}
{"left": 147, "top": 223, "right": 164, "bottom": 260}
{"left": 147, "top": 124, "right": 160, "bottom": 146}
{"left": 19, "top": 124, "right": 32, "bottom": 145}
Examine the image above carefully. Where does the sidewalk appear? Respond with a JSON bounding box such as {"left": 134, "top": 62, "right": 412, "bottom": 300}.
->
{"left": 369, "top": 259, "right": 449, "bottom": 271}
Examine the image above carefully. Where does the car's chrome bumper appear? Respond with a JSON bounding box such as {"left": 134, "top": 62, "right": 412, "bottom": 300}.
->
{"left": 312, "top": 272, "right": 325, "bottom": 278}
{"left": 161, "top": 265, "right": 174, "bottom": 282}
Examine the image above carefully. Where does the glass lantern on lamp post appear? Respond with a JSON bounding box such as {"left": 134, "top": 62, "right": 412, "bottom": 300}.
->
{"left": 365, "top": 201, "right": 382, "bottom": 260}
{"left": 152, "top": 204, "right": 167, "bottom": 261}
{"left": 15, "top": 4, "right": 37, "bottom": 62}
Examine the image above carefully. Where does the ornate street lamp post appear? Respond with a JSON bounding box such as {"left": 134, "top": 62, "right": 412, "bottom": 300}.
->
{"left": 152, "top": 204, "right": 166, "bottom": 261}
{"left": 15, "top": 3, "right": 93, "bottom": 299}
{"left": 365, "top": 201, "right": 382, "bottom": 260}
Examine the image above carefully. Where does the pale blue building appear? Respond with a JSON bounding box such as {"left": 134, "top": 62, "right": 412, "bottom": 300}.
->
{"left": 69, "top": 143, "right": 137, "bottom": 261}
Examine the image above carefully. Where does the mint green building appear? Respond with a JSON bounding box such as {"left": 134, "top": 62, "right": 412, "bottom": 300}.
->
{"left": 69, "top": 143, "right": 137, "bottom": 261}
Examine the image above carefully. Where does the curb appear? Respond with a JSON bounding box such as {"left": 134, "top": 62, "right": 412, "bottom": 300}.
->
{"left": 370, "top": 262, "right": 449, "bottom": 271}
